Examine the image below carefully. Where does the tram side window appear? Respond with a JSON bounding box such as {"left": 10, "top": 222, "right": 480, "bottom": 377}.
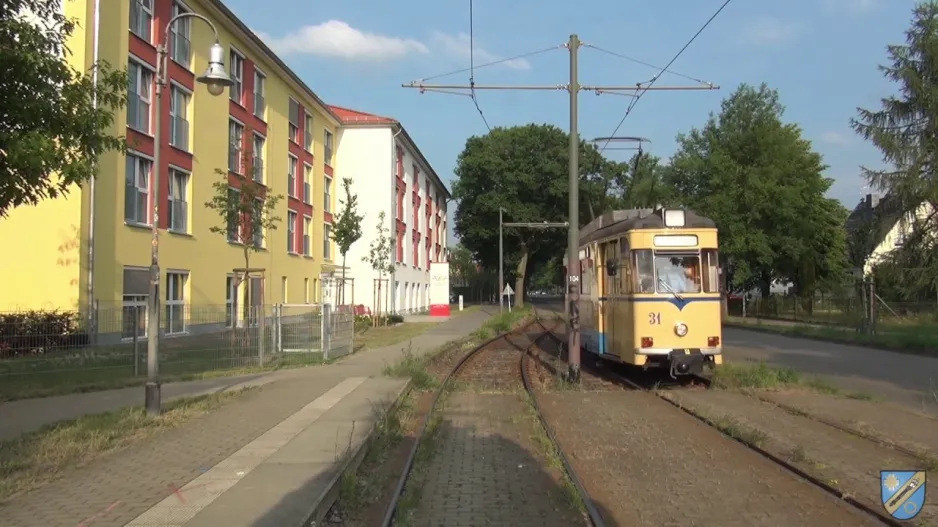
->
{"left": 632, "top": 249, "right": 656, "bottom": 293}
{"left": 702, "top": 249, "right": 720, "bottom": 293}
{"left": 620, "top": 238, "right": 632, "bottom": 293}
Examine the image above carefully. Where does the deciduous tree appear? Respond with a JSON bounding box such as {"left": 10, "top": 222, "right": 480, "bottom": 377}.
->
{"left": 1, "top": 0, "right": 128, "bottom": 215}
{"left": 362, "top": 211, "right": 394, "bottom": 325}
{"left": 330, "top": 177, "right": 363, "bottom": 306}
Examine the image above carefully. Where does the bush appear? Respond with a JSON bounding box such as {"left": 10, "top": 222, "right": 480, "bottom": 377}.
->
{"left": 0, "top": 310, "right": 90, "bottom": 358}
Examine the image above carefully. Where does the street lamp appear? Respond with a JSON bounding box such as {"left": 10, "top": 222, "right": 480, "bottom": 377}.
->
{"left": 145, "top": 13, "right": 233, "bottom": 416}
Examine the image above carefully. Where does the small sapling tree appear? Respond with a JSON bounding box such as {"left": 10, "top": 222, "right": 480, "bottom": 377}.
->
{"left": 330, "top": 177, "right": 364, "bottom": 307}
{"left": 362, "top": 211, "right": 395, "bottom": 326}
{"left": 205, "top": 138, "right": 283, "bottom": 324}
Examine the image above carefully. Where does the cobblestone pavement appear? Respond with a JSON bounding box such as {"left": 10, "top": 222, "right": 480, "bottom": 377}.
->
{"left": 538, "top": 390, "right": 883, "bottom": 526}
{"left": 409, "top": 392, "right": 582, "bottom": 527}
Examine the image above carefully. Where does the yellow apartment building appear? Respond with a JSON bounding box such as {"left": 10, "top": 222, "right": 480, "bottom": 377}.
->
{"left": 0, "top": 0, "right": 339, "bottom": 338}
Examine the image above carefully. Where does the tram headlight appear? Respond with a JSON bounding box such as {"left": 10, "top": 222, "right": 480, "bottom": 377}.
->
{"left": 674, "top": 322, "right": 688, "bottom": 337}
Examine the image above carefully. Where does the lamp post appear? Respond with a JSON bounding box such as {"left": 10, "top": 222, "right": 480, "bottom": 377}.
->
{"left": 145, "top": 13, "right": 233, "bottom": 416}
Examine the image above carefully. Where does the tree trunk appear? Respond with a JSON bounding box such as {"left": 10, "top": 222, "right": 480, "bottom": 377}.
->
{"left": 514, "top": 247, "right": 529, "bottom": 307}
{"left": 375, "top": 277, "right": 382, "bottom": 328}
{"left": 340, "top": 253, "right": 347, "bottom": 307}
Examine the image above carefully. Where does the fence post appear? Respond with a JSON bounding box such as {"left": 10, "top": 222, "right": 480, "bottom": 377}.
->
{"left": 258, "top": 305, "right": 266, "bottom": 367}
{"left": 322, "top": 303, "right": 332, "bottom": 360}
{"left": 869, "top": 278, "right": 877, "bottom": 335}
{"left": 132, "top": 305, "right": 139, "bottom": 376}
{"left": 275, "top": 304, "right": 282, "bottom": 353}
{"left": 92, "top": 298, "right": 100, "bottom": 345}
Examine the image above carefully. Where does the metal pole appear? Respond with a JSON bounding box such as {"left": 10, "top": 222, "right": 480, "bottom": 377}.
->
{"left": 145, "top": 41, "right": 166, "bottom": 416}
{"left": 499, "top": 207, "right": 504, "bottom": 313}
{"left": 566, "top": 34, "right": 581, "bottom": 383}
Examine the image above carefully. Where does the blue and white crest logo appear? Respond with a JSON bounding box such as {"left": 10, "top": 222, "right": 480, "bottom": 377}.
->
{"left": 881, "top": 470, "right": 926, "bottom": 520}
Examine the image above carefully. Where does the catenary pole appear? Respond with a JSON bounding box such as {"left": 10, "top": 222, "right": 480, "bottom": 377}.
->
{"left": 402, "top": 34, "right": 719, "bottom": 382}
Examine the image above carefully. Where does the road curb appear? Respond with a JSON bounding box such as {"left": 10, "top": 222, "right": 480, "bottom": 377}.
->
{"left": 302, "top": 378, "right": 413, "bottom": 527}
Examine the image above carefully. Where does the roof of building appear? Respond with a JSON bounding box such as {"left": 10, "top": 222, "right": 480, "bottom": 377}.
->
{"left": 327, "top": 105, "right": 452, "bottom": 199}
{"left": 845, "top": 193, "right": 905, "bottom": 253}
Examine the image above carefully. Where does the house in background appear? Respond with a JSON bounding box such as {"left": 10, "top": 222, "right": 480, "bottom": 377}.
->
{"left": 845, "top": 193, "right": 932, "bottom": 276}
{"left": 0, "top": 0, "right": 339, "bottom": 339}
{"left": 329, "top": 106, "right": 451, "bottom": 315}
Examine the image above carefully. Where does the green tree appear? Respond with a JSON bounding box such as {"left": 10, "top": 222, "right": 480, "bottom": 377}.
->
{"left": 1, "top": 0, "right": 128, "bottom": 215}
{"left": 452, "top": 123, "right": 608, "bottom": 306}
{"left": 362, "top": 211, "right": 394, "bottom": 325}
{"left": 622, "top": 152, "right": 674, "bottom": 208}
{"left": 330, "top": 177, "right": 363, "bottom": 306}
{"left": 205, "top": 142, "right": 283, "bottom": 316}
{"left": 851, "top": 1, "right": 938, "bottom": 297}
{"left": 667, "top": 83, "right": 848, "bottom": 298}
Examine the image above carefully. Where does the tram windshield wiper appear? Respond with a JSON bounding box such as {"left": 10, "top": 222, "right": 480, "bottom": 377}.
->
{"left": 658, "top": 278, "right": 684, "bottom": 301}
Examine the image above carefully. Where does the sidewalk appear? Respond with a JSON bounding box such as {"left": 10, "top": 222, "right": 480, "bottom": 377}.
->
{"left": 0, "top": 309, "right": 493, "bottom": 527}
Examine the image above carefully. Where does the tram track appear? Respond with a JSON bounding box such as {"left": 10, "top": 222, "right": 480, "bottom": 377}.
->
{"left": 380, "top": 309, "right": 605, "bottom": 527}
{"left": 529, "top": 316, "right": 903, "bottom": 527}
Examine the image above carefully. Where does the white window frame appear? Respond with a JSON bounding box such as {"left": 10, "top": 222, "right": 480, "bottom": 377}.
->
{"left": 252, "top": 132, "right": 265, "bottom": 183}
{"left": 122, "top": 266, "right": 150, "bottom": 340}
{"left": 287, "top": 154, "right": 298, "bottom": 197}
{"left": 169, "top": 2, "right": 191, "bottom": 68}
{"left": 304, "top": 278, "right": 310, "bottom": 304}
{"left": 252, "top": 197, "right": 265, "bottom": 248}
{"left": 229, "top": 47, "right": 245, "bottom": 105}
{"left": 227, "top": 186, "right": 242, "bottom": 243}
{"left": 302, "top": 215, "right": 312, "bottom": 256}
{"left": 287, "top": 210, "right": 297, "bottom": 254}
{"left": 225, "top": 274, "right": 238, "bottom": 328}
{"left": 324, "top": 129, "right": 334, "bottom": 165}
{"left": 323, "top": 223, "right": 332, "bottom": 260}
{"left": 228, "top": 118, "right": 244, "bottom": 174}
{"left": 169, "top": 82, "right": 191, "bottom": 150}
{"left": 165, "top": 271, "right": 188, "bottom": 335}
{"left": 304, "top": 111, "right": 313, "bottom": 151}
{"left": 127, "top": 59, "right": 154, "bottom": 133}
{"left": 253, "top": 68, "right": 266, "bottom": 119}
{"left": 124, "top": 151, "right": 152, "bottom": 226}
{"left": 303, "top": 163, "right": 313, "bottom": 204}
{"left": 130, "top": 0, "right": 153, "bottom": 42}
{"left": 288, "top": 98, "right": 300, "bottom": 144}
{"left": 167, "top": 166, "right": 189, "bottom": 233}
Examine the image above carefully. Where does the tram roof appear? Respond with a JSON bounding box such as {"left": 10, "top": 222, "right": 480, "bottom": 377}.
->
{"left": 579, "top": 208, "right": 716, "bottom": 246}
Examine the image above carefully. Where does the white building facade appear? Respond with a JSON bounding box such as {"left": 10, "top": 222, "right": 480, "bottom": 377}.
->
{"left": 330, "top": 106, "right": 450, "bottom": 315}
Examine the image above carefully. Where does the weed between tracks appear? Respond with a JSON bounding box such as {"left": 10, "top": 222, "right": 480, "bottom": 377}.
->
{"left": 712, "top": 362, "right": 879, "bottom": 401}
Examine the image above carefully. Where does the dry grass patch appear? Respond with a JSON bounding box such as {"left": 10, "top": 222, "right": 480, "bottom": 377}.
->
{"left": 0, "top": 388, "right": 252, "bottom": 503}
{"left": 354, "top": 322, "right": 439, "bottom": 353}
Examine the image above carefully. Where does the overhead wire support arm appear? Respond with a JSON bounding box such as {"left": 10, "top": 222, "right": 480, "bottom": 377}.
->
{"left": 403, "top": 82, "right": 567, "bottom": 91}
{"left": 503, "top": 222, "right": 570, "bottom": 228}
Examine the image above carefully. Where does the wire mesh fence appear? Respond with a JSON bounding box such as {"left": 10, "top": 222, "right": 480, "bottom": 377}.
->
{"left": 728, "top": 292, "right": 938, "bottom": 328}
{"left": 0, "top": 303, "right": 354, "bottom": 401}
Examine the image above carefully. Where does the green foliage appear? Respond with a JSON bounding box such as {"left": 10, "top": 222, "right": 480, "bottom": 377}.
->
{"left": 0, "top": 0, "right": 128, "bottom": 215}
{"left": 852, "top": 1, "right": 938, "bottom": 298}
{"left": 666, "top": 83, "right": 848, "bottom": 295}
{"left": 0, "top": 310, "right": 89, "bottom": 357}
{"left": 451, "top": 124, "right": 608, "bottom": 303}
{"left": 363, "top": 211, "right": 394, "bottom": 277}
{"left": 331, "top": 177, "right": 363, "bottom": 258}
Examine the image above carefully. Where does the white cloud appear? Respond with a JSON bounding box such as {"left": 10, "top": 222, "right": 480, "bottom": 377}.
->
{"left": 743, "top": 17, "right": 799, "bottom": 45}
{"left": 429, "top": 31, "right": 531, "bottom": 70}
{"left": 820, "top": 131, "right": 853, "bottom": 146}
{"left": 255, "top": 20, "right": 428, "bottom": 61}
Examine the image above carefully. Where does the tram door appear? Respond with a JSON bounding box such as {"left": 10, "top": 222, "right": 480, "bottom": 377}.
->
{"left": 600, "top": 240, "right": 618, "bottom": 355}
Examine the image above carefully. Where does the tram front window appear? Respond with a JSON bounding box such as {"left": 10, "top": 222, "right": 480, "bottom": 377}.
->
{"left": 654, "top": 254, "right": 701, "bottom": 294}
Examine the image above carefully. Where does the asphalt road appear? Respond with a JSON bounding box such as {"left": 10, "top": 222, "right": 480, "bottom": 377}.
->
{"left": 527, "top": 297, "right": 938, "bottom": 413}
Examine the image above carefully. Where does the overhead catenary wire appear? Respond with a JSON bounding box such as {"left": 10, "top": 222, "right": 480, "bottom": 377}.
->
{"left": 598, "top": 0, "right": 733, "bottom": 155}
{"left": 583, "top": 44, "right": 710, "bottom": 85}
{"left": 469, "top": 0, "right": 492, "bottom": 131}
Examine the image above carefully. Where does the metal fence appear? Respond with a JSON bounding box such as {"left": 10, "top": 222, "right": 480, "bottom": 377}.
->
{"left": 728, "top": 291, "right": 938, "bottom": 328}
{"left": 0, "top": 302, "right": 354, "bottom": 401}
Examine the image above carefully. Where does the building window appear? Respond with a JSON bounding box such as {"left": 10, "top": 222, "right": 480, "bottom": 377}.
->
{"left": 304, "top": 278, "right": 310, "bottom": 304}
{"left": 303, "top": 216, "right": 311, "bottom": 256}
{"left": 169, "top": 85, "right": 189, "bottom": 150}
{"left": 166, "top": 271, "right": 187, "bottom": 335}
{"left": 122, "top": 267, "right": 149, "bottom": 339}
{"left": 396, "top": 187, "right": 404, "bottom": 220}
{"left": 282, "top": 276, "right": 288, "bottom": 303}
{"left": 303, "top": 164, "right": 312, "bottom": 203}
{"left": 124, "top": 153, "right": 151, "bottom": 225}
{"left": 396, "top": 230, "right": 404, "bottom": 262}
{"left": 323, "top": 176, "right": 332, "bottom": 213}
{"left": 324, "top": 129, "right": 334, "bottom": 165}
{"left": 226, "top": 187, "right": 241, "bottom": 242}
{"left": 228, "top": 120, "right": 243, "bottom": 173}
{"left": 253, "top": 70, "right": 266, "bottom": 119}
{"left": 288, "top": 155, "right": 297, "bottom": 197}
{"left": 413, "top": 233, "right": 419, "bottom": 268}
{"left": 288, "top": 98, "right": 300, "bottom": 143}
{"left": 287, "top": 210, "right": 297, "bottom": 253}
{"left": 225, "top": 275, "right": 237, "bottom": 327}
{"left": 168, "top": 168, "right": 188, "bottom": 233}
{"left": 229, "top": 49, "right": 244, "bottom": 104}
{"left": 304, "top": 112, "right": 313, "bottom": 151}
{"left": 127, "top": 61, "right": 152, "bottom": 132}
{"left": 170, "top": 2, "right": 190, "bottom": 67}
{"left": 323, "top": 223, "right": 332, "bottom": 260}
{"left": 129, "top": 0, "right": 152, "bottom": 42}
{"left": 253, "top": 197, "right": 265, "bottom": 248}
{"left": 252, "top": 133, "right": 265, "bottom": 183}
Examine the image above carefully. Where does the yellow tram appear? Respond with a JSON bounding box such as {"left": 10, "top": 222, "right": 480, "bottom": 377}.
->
{"left": 565, "top": 207, "right": 723, "bottom": 377}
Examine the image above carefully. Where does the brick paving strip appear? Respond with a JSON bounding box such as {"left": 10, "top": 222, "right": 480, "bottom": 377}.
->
{"left": 0, "top": 309, "right": 493, "bottom": 527}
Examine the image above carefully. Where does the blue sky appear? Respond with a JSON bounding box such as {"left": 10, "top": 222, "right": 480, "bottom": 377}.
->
{"left": 232, "top": 0, "right": 919, "bottom": 241}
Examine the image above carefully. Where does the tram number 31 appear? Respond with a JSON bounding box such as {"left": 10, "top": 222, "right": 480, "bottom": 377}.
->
{"left": 648, "top": 312, "right": 661, "bottom": 325}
